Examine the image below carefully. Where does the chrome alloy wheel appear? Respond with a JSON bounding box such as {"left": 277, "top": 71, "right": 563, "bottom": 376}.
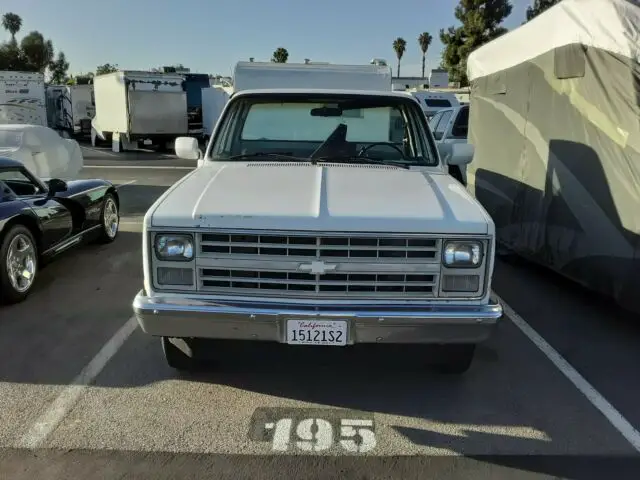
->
{"left": 6, "top": 233, "right": 36, "bottom": 293}
{"left": 103, "top": 197, "right": 119, "bottom": 239}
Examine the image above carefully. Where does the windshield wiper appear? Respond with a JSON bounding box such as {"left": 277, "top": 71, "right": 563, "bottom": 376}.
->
{"left": 226, "top": 152, "right": 311, "bottom": 162}
{"left": 314, "top": 155, "right": 411, "bottom": 170}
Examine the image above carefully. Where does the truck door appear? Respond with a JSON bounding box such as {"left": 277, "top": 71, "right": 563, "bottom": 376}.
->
{"left": 127, "top": 89, "right": 188, "bottom": 135}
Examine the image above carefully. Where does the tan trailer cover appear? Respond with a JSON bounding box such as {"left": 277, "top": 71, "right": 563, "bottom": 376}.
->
{"left": 466, "top": 0, "right": 640, "bottom": 312}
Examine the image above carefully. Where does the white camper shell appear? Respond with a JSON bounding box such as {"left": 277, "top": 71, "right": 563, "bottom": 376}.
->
{"left": 233, "top": 62, "right": 393, "bottom": 92}
{"left": 466, "top": 0, "right": 640, "bottom": 313}
{"left": 0, "top": 72, "right": 46, "bottom": 127}
{"left": 91, "top": 70, "right": 188, "bottom": 152}
{"left": 200, "top": 62, "right": 394, "bottom": 143}
{"left": 46, "top": 84, "right": 95, "bottom": 137}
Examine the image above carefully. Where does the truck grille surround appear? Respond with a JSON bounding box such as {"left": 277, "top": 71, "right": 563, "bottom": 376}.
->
{"left": 196, "top": 232, "right": 443, "bottom": 298}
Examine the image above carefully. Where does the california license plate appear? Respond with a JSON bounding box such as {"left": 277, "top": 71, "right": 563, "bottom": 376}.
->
{"left": 286, "top": 319, "right": 348, "bottom": 346}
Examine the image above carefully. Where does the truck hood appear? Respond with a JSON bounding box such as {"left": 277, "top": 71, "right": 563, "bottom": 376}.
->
{"left": 149, "top": 162, "right": 491, "bottom": 234}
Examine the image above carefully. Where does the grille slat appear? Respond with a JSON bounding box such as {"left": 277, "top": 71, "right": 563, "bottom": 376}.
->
{"left": 200, "top": 234, "right": 440, "bottom": 261}
{"left": 200, "top": 268, "right": 436, "bottom": 296}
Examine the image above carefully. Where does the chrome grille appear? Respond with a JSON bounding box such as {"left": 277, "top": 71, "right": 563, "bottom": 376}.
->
{"left": 200, "top": 233, "right": 440, "bottom": 262}
{"left": 199, "top": 268, "right": 436, "bottom": 297}
{"left": 195, "top": 231, "right": 443, "bottom": 299}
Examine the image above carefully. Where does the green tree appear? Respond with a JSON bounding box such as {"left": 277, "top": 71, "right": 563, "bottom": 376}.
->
{"left": 96, "top": 63, "right": 118, "bottom": 75}
{"left": 1, "top": 12, "right": 22, "bottom": 44}
{"left": 392, "top": 37, "right": 407, "bottom": 77}
{"left": 440, "top": 0, "right": 513, "bottom": 86}
{"left": 20, "top": 31, "right": 54, "bottom": 72}
{"left": 526, "top": 0, "right": 560, "bottom": 21}
{"left": 49, "top": 51, "right": 69, "bottom": 84}
{"left": 271, "top": 47, "right": 289, "bottom": 63}
{"left": 418, "top": 32, "right": 433, "bottom": 79}
{"left": 0, "top": 41, "right": 23, "bottom": 70}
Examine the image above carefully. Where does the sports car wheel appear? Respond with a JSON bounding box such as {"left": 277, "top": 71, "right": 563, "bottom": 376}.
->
{"left": 0, "top": 225, "right": 38, "bottom": 304}
{"left": 97, "top": 193, "right": 119, "bottom": 244}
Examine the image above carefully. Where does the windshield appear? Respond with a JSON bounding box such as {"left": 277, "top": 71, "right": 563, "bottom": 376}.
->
{"left": 207, "top": 94, "right": 438, "bottom": 166}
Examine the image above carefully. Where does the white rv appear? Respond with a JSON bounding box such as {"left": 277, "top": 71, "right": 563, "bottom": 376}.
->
{"left": 46, "top": 84, "right": 95, "bottom": 137}
{"left": 0, "top": 72, "right": 46, "bottom": 126}
{"left": 91, "top": 70, "right": 188, "bottom": 152}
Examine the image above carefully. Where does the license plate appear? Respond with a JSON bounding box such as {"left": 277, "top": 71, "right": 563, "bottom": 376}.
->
{"left": 286, "top": 319, "right": 348, "bottom": 346}
{"left": 143, "top": 139, "right": 152, "bottom": 145}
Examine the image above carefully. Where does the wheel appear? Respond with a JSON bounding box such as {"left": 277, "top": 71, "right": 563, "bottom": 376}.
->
{"left": 96, "top": 193, "right": 119, "bottom": 244}
{"left": 433, "top": 344, "right": 476, "bottom": 374}
{"left": 162, "top": 337, "right": 200, "bottom": 371}
{"left": 0, "top": 225, "right": 39, "bottom": 305}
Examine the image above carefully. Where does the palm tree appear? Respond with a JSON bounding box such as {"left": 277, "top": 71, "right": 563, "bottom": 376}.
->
{"left": 418, "top": 32, "right": 433, "bottom": 79}
{"left": 271, "top": 47, "right": 289, "bottom": 63}
{"left": 392, "top": 37, "right": 407, "bottom": 77}
{"left": 2, "top": 12, "right": 22, "bottom": 43}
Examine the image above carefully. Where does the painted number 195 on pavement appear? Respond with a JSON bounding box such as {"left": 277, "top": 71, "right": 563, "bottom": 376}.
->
{"left": 266, "top": 417, "right": 376, "bottom": 453}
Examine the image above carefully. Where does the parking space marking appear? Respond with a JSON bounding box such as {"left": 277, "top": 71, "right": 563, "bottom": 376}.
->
{"left": 494, "top": 292, "right": 640, "bottom": 452}
{"left": 18, "top": 316, "right": 138, "bottom": 449}
{"left": 83, "top": 165, "right": 194, "bottom": 170}
{"left": 116, "top": 180, "right": 137, "bottom": 187}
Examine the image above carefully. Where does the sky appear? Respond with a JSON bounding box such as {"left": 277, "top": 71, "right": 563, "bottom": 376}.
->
{"left": 1, "top": 0, "right": 532, "bottom": 77}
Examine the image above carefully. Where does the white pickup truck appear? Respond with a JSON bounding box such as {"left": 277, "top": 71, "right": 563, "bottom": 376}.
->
{"left": 429, "top": 105, "right": 469, "bottom": 186}
{"left": 132, "top": 89, "right": 502, "bottom": 375}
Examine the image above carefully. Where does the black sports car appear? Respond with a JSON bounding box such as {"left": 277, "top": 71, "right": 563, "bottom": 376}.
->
{"left": 0, "top": 157, "right": 120, "bottom": 304}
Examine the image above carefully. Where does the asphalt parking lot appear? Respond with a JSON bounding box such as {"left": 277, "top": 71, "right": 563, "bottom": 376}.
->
{"left": 0, "top": 145, "right": 639, "bottom": 479}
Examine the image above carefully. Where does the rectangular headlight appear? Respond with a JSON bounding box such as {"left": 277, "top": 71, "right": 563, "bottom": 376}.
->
{"left": 154, "top": 234, "right": 194, "bottom": 261}
{"left": 443, "top": 241, "right": 483, "bottom": 268}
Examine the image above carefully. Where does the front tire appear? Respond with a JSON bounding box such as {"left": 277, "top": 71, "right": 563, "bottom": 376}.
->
{"left": 433, "top": 344, "right": 476, "bottom": 374}
{"left": 0, "top": 225, "right": 39, "bottom": 305}
{"left": 162, "top": 337, "right": 200, "bottom": 371}
{"left": 96, "top": 193, "right": 119, "bottom": 244}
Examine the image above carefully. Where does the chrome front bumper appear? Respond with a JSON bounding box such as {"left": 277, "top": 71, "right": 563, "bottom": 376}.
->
{"left": 133, "top": 291, "right": 503, "bottom": 345}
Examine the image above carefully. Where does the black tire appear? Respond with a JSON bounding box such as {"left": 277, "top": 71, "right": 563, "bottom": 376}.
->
{"left": 162, "top": 337, "right": 200, "bottom": 371}
{"left": 0, "top": 225, "right": 39, "bottom": 305}
{"left": 96, "top": 193, "right": 119, "bottom": 244}
{"left": 433, "top": 344, "right": 476, "bottom": 375}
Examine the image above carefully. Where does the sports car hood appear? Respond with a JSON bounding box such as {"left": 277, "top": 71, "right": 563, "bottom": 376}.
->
{"left": 149, "top": 162, "right": 491, "bottom": 234}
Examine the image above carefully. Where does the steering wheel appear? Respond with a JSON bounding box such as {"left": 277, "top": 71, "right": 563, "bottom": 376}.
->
{"left": 358, "top": 142, "right": 407, "bottom": 159}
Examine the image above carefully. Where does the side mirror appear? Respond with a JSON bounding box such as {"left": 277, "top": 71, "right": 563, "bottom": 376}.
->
{"left": 47, "top": 178, "right": 68, "bottom": 195}
{"left": 175, "top": 137, "right": 201, "bottom": 160}
{"left": 438, "top": 143, "right": 474, "bottom": 166}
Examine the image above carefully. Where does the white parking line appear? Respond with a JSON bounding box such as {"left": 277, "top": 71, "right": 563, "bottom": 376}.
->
{"left": 18, "top": 316, "right": 139, "bottom": 449}
{"left": 116, "top": 180, "right": 137, "bottom": 187}
{"left": 494, "top": 293, "right": 640, "bottom": 452}
{"left": 84, "top": 165, "right": 194, "bottom": 170}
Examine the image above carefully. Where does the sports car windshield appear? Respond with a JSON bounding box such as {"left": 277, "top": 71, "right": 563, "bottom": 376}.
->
{"left": 208, "top": 95, "right": 439, "bottom": 166}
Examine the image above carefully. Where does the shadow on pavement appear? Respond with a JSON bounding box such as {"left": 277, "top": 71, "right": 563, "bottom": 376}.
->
{"left": 0, "top": 231, "right": 143, "bottom": 386}
{"left": 115, "top": 184, "right": 170, "bottom": 216}
{"left": 0, "top": 447, "right": 638, "bottom": 480}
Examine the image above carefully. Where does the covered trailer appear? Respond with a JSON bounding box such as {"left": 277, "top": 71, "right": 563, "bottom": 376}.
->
{"left": 466, "top": 0, "right": 640, "bottom": 312}
{"left": 233, "top": 62, "right": 393, "bottom": 92}
{"left": 91, "top": 70, "right": 188, "bottom": 152}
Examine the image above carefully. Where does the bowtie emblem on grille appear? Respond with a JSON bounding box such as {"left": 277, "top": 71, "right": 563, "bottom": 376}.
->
{"left": 298, "top": 261, "right": 337, "bottom": 275}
